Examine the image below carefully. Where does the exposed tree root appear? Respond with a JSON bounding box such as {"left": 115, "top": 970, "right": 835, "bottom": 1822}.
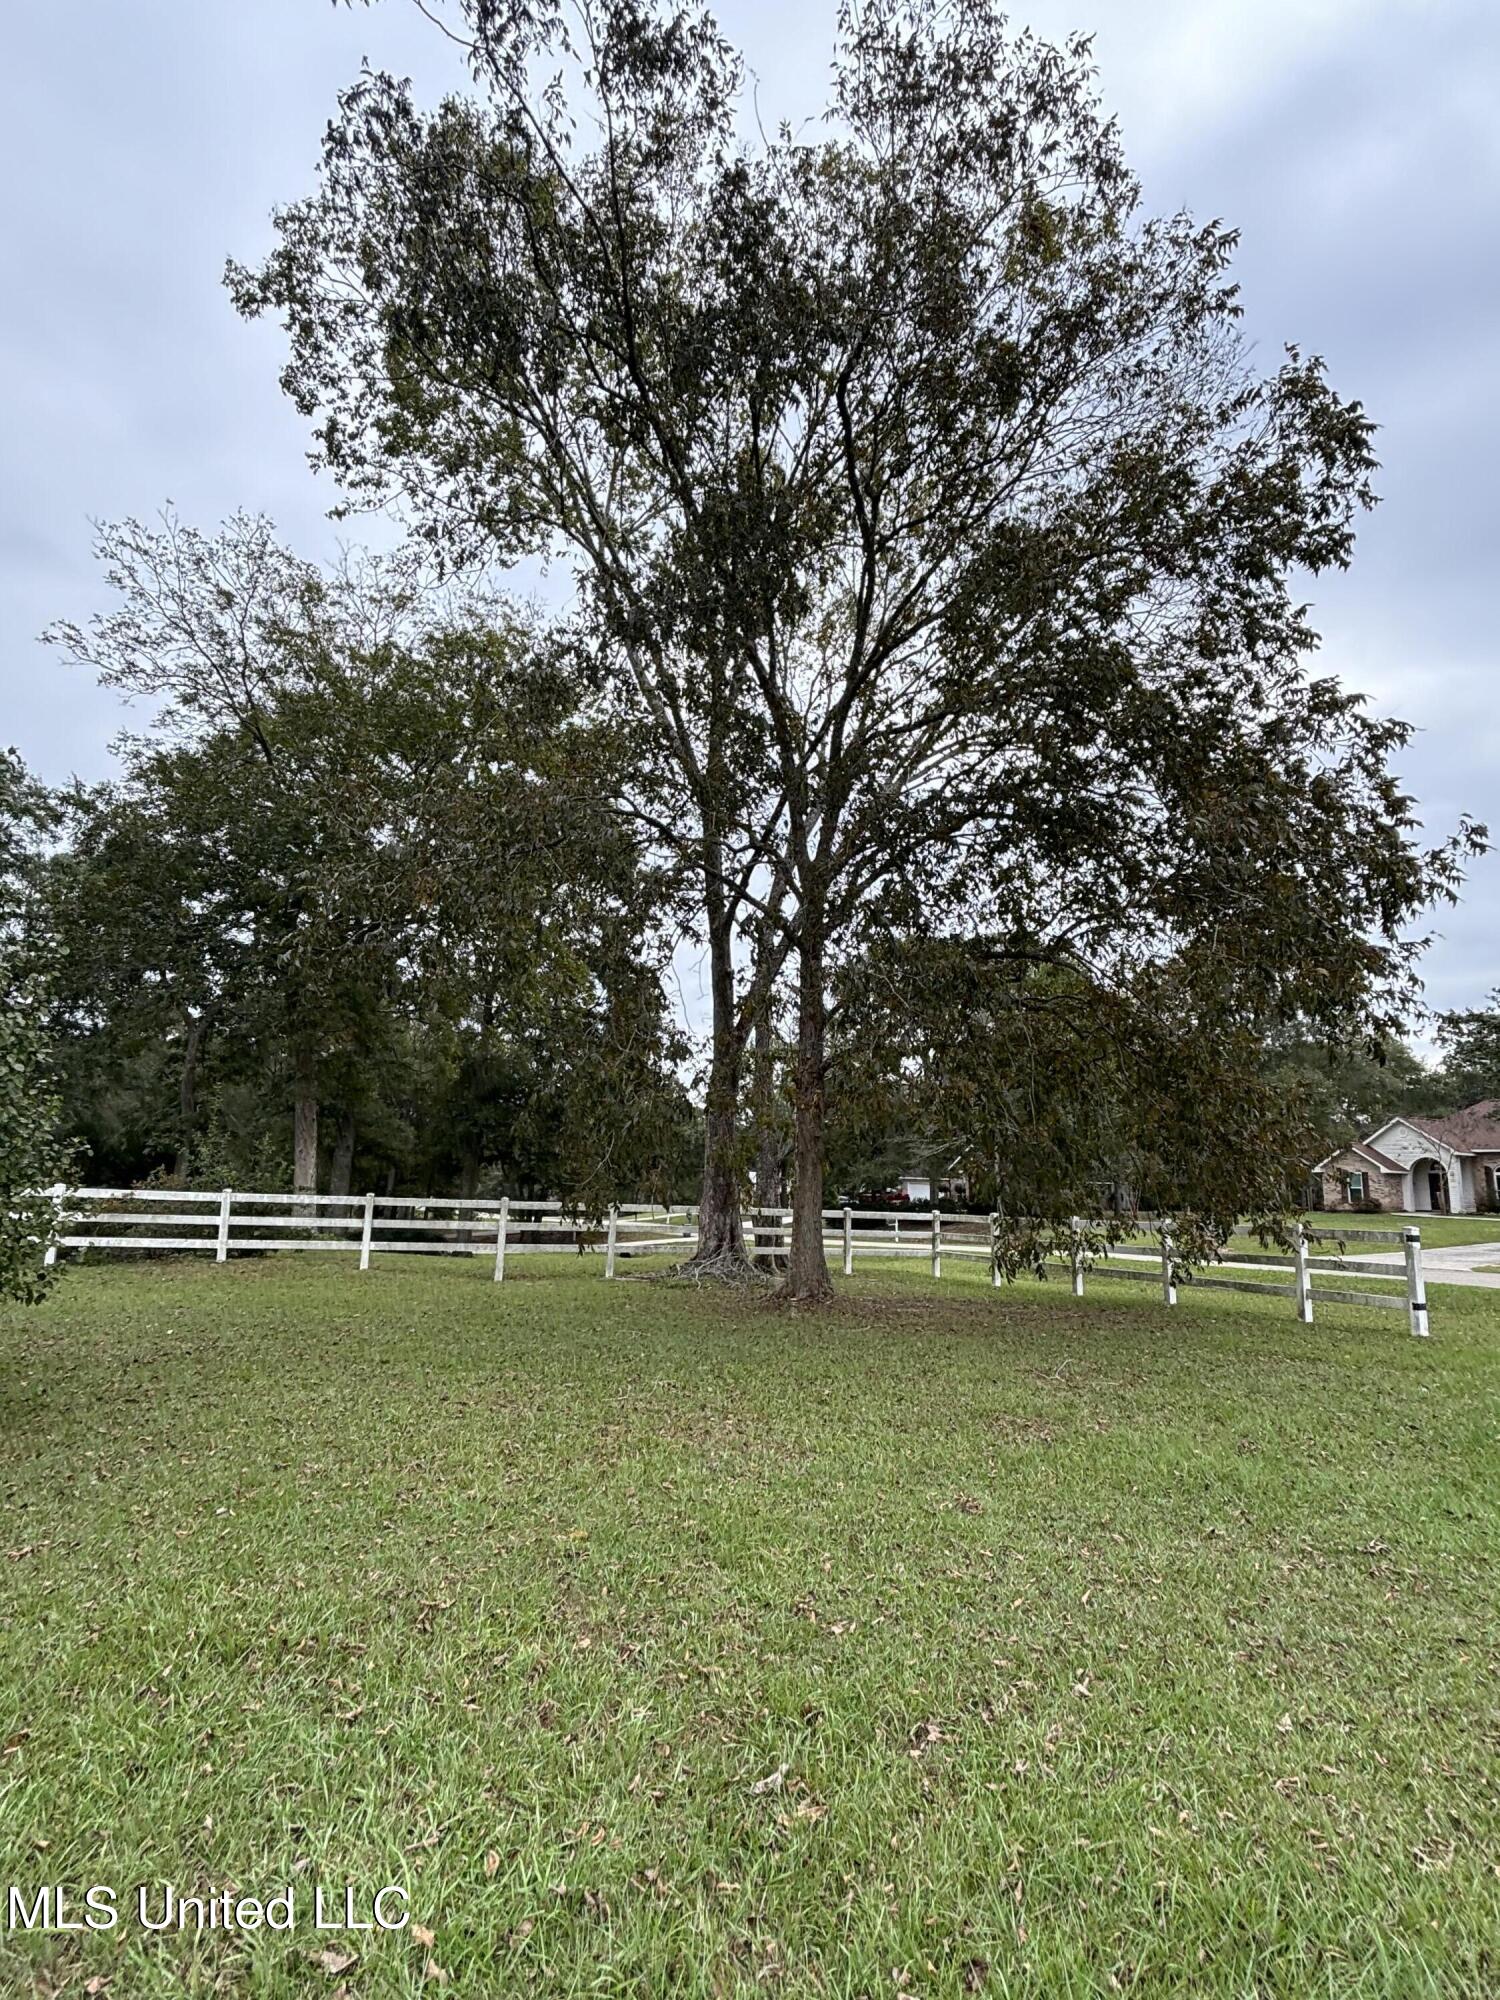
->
{"left": 672, "top": 1247, "right": 766, "bottom": 1286}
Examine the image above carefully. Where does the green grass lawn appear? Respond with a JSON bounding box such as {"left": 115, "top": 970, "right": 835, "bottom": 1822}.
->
{"left": 1299, "top": 1213, "right": 1500, "bottom": 1250}
{"left": 2, "top": 1255, "right": 1497, "bottom": 1998}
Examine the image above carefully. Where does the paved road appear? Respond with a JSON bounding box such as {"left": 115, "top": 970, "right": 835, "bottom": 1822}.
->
{"left": 1354, "top": 1240, "right": 1500, "bottom": 1291}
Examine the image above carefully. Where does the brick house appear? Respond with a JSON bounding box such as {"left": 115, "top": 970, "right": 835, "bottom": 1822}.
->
{"left": 1314, "top": 1100, "right": 1500, "bottom": 1214}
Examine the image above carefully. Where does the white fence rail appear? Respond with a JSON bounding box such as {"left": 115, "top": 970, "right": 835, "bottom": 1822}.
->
{"left": 746, "top": 1206, "right": 1430, "bottom": 1338}
{"left": 44, "top": 1188, "right": 696, "bottom": 1278}
{"left": 41, "top": 1189, "right": 1428, "bottom": 1333}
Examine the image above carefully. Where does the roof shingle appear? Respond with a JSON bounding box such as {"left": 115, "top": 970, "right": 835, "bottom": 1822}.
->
{"left": 1402, "top": 1099, "right": 1500, "bottom": 1154}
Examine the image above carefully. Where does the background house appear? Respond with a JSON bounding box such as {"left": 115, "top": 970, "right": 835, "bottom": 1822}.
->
{"left": 1315, "top": 1101, "right": 1500, "bottom": 1213}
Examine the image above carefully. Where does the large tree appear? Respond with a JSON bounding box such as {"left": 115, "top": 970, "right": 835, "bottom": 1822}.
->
{"left": 43, "top": 514, "right": 415, "bottom": 1191}
{"left": 233, "top": 0, "right": 1476, "bottom": 1296}
{"left": 43, "top": 513, "right": 684, "bottom": 1201}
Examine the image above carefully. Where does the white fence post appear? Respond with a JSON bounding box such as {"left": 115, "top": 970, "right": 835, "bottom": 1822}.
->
{"left": 605, "top": 1204, "right": 619, "bottom": 1280}
{"left": 43, "top": 1182, "right": 64, "bottom": 1266}
{"left": 1161, "top": 1223, "right": 1177, "bottom": 1307}
{"left": 990, "top": 1211, "right": 1002, "bottom": 1287}
{"left": 1403, "top": 1226, "right": 1429, "bottom": 1337}
{"left": 492, "top": 1196, "right": 509, "bottom": 1283}
{"left": 1070, "top": 1216, "right": 1084, "bottom": 1298}
{"left": 842, "top": 1205, "right": 853, "bottom": 1277}
{"left": 215, "top": 1188, "right": 232, "bottom": 1264}
{"left": 1293, "top": 1224, "right": 1313, "bottom": 1324}
{"left": 931, "top": 1207, "right": 942, "bottom": 1280}
{"left": 359, "top": 1191, "right": 375, "bottom": 1271}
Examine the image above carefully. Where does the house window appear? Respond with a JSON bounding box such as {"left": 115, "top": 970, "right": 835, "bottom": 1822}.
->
{"left": 1345, "top": 1170, "right": 1366, "bottom": 1202}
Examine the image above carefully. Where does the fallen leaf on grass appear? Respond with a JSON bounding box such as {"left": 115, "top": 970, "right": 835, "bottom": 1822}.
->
{"left": 749, "top": 1764, "right": 787, "bottom": 1795}
{"left": 484, "top": 1849, "right": 501, "bottom": 1879}
{"left": 413, "top": 1923, "right": 436, "bottom": 1947}
{"left": 311, "top": 1948, "right": 357, "bottom": 1976}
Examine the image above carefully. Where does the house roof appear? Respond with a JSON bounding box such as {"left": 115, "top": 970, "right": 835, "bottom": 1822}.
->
{"left": 1344, "top": 1104, "right": 1500, "bottom": 1168}
{"left": 1401, "top": 1099, "right": 1500, "bottom": 1155}
{"left": 1314, "top": 1102, "right": 1500, "bottom": 1172}
{"left": 1313, "top": 1137, "right": 1405, "bottom": 1173}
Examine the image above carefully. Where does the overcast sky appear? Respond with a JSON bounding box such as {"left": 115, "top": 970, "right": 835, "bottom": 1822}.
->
{"left": 2, "top": 0, "right": 1495, "bottom": 1042}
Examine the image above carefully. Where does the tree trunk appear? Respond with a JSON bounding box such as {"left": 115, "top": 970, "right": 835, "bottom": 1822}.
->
{"left": 683, "top": 836, "right": 751, "bottom": 1277}
{"left": 329, "top": 1107, "right": 356, "bottom": 1197}
{"left": 750, "top": 974, "right": 785, "bottom": 1265}
{"left": 455, "top": 1142, "right": 482, "bottom": 1246}
{"left": 782, "top": 905, "right": 831, "bottom": 1302}
{"left": 293, "top": 1044, "right": 319, "bottom": 1196}
{"left": 693, "top": 1084, "right": 746, "bottom": 1270}
{"left": 173, "top": 1011, "right": 205, "bottom": 1181}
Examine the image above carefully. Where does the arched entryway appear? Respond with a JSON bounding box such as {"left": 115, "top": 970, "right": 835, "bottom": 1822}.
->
{"left": 1410, "top": 1157, "right": 1450, "bottom": 1213}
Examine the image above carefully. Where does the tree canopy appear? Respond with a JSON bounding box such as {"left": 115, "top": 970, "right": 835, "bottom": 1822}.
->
{"left": 230, "top": 0, "right": 1479, "bottom": 1293}
{"left": 38, "top": 513, "right": 692, "bottom": 1210}
{"left": 1436, "top": 992, "right": 1500, "bottom": 1109}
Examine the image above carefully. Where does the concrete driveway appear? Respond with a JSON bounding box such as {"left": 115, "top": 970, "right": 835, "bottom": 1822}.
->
{"left": 1356, "top": 1240, "right": 1500, "bottom": 1290}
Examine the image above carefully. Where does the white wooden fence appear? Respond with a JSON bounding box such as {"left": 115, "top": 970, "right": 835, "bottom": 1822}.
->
{"left": 746, "top": 1207, "right": 1431, "bottom": 1337}
{"left": 41, "top": 1189, "right": 1428, "bottom": 1333}
{"left": 43, "top": 1188, "right": 695, "bottom": 1277}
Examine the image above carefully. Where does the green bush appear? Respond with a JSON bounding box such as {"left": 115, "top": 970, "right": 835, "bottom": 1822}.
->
{"left": 0, "top": 963, "right": 68, "bottom": 1302}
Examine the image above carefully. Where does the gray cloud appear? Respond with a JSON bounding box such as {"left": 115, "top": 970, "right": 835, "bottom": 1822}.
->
{"left": 2, "top": 0, "right": 1494, "bottom": 1025}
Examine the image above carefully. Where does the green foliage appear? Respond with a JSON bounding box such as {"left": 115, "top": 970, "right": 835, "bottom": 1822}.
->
{"left": 1437, "top": 988, "right": 1500, "bottom": 1105}
{"left": 0, "top": 966, "right": 66, "bottom": 1302}
{"left": 231, "top": 0, "right": 1483, "bottom": 1288}
{"left": 1258, "top": 1027, "right": 1443, "bottom": 1149}
{"left": 0, "top": 752, "right": 69, "bottom": 1299}
{"left": 830, "top": 938, "right": 1337, "bottom": 1269}
{"left": 38, "top": 517, "right": 691, "bottom": 1201}
{"left": 168, "top": 1094, "right": 294, "bottom": 1196}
